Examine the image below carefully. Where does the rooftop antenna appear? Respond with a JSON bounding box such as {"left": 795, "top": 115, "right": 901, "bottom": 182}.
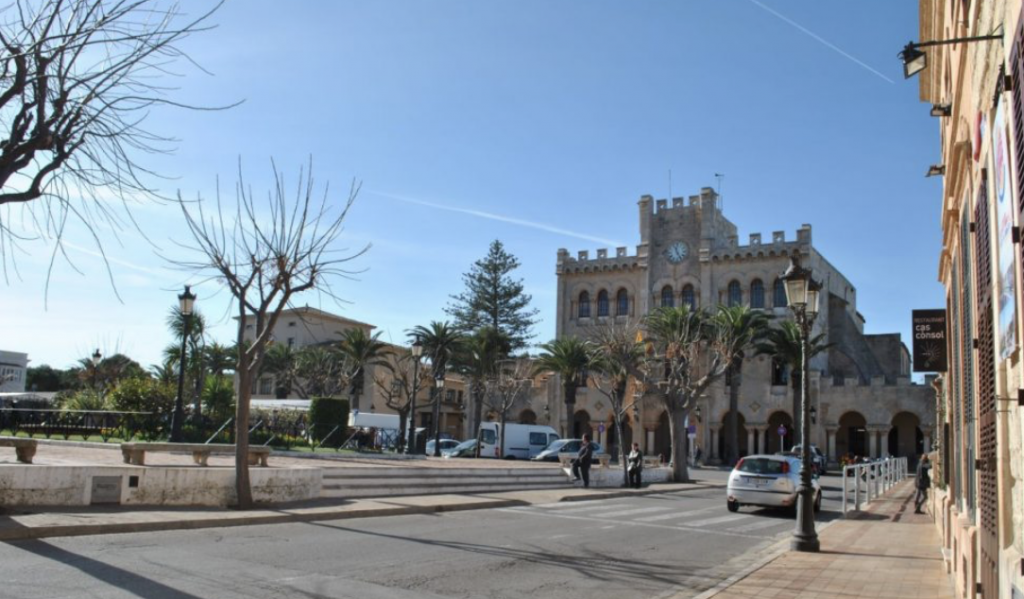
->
{"left": 714, "top": 173, "right": 725, "bottom": 211}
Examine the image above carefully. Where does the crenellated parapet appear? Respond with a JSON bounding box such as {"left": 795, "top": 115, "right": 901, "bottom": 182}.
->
{"left": 556, "top": 245, "right": 648, "bottom": 275}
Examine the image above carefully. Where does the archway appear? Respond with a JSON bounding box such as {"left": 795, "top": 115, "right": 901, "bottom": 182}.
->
{"left": 889, "top": 411, "right": 923, "bottom": 462}
{"left": 718, "top": 410, "right": 749, "bottom": 464}
{"left": 766, "top": 411, "right": 794, "bottom": 453}
{"left": 519, "top": 409, "right": 537, "bottom": 425}
{"left": 836, "top": 411, "right": 868, "bottom": 459}
{"left": 654, "top": 411, "right": 671, "bottom": 460}
{"left": 573, "top": 410, "right": 591, "bottom": 439}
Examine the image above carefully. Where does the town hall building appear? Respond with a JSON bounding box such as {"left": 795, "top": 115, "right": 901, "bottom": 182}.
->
{"left": 550, "top": 187, "right": 936, "bottom": 465}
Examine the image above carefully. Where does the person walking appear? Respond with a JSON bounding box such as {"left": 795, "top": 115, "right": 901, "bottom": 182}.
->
{"left": 914, "top": 454, "right": 931, "bottom": 514}
{"left": 572, "top": 434, "right": 594, "bottom": 488}
{"left": 627, "top": 442, "right": 644, "bottom": 489}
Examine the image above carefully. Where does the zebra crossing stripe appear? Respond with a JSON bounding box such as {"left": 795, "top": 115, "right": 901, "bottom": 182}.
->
{"left": 634, "top": 506, "right": 719, "bottom": 522}
{"left": 543, "top": 503, "right": 631, "bottom": 514}
{"left": 683, "top": 514, "right": 750, "bottom": 528}
{"left": 727, "top": 519, "right": 786, "bottom": 532}
{"left": 586, "top": 506, "right": 672, "bottom": 519}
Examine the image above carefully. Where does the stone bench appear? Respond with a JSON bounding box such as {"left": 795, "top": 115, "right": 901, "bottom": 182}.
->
{"left": 0, "top": 436, "right": 38, "bottom": 464}
{"left": 120, "top": 442, "right": 271, "bottom": 467}
{"left": 557, "top": 453, "right": 612, "bottom": 468}
{"left": 643, "top": 455, "right": 663, "bottom": 468}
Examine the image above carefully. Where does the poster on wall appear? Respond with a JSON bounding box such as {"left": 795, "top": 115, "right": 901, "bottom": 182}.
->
{"left": 912, "top": 310, "right": 948, "bottom": 372}
{"left": 992, "top": 100, "right": 1018, "bottom": 360}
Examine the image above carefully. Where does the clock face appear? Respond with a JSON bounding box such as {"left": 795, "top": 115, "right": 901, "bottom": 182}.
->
{"left": 666, "top": 241, "right": 689, "bottom": 263}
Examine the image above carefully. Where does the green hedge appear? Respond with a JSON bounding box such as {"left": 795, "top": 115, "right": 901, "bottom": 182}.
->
{"left": 309, "top": 397, "right": 349, "bottom": 448}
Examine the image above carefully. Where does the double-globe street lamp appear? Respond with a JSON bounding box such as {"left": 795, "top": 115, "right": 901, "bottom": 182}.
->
{"left": 405, "top": 342, "right": 423, "bottom": 455}
{"left": 90, "top": 349, "right": 102, "bottom": 390}
{"left": 780, "top": 256, "right": 822, "bottom": 553}
{"left": 169, "top": 285, "right": 196, "bottom": 443}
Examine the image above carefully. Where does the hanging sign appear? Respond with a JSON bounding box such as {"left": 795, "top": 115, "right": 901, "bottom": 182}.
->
{"left": 912, "top": 310, "right": 948, "bottom": 372}
{"left": 992, "top": 99, "right": 1018, "bottom": 360}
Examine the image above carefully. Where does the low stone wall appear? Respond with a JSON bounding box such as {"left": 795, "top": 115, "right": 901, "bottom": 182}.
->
{"left": 582, "top": 466, "right": 672, "bottom": 488}
{"left": 0, "top": 465, "right": 321, "bottom": 507}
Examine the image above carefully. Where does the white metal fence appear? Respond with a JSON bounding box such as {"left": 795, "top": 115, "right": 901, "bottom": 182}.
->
{"left": 841, "top": 457, "right": 909, "bottom": 514}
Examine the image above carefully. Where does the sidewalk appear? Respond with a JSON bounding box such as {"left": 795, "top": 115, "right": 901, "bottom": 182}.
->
{"left": 0, "top": 479, "right": 724, "bottom": 542}
{"left": 697, "top": 480, "right": 954, "bottom": 599}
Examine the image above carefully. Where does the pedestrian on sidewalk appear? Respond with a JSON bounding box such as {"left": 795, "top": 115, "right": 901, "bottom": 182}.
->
{"left": 572, "top": 434, "right": 594, "bottom": 488}
{"left": 914, "top": 454, "right": 931, "bottom": 514}
{"left": 627, "top": 442, "right": 644, "bottom": 488}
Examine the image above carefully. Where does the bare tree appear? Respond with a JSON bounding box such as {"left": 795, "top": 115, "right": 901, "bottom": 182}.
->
{"left": 175, "top": 159, "right": 363, "bottom": 509}
{"left": 291, "top": 345, "right": 353, "bottom": 399}
{"left": 0, "top": 0, "right": 232, "bottom": 281}
{"left": 372, "top": 351, "right": 418, "bottom": 452}
{"left": 589, "top": 322, "right": 644, "bottom": 486}
{"left": 485, "top": 357, "right": 532, "bottom": 459}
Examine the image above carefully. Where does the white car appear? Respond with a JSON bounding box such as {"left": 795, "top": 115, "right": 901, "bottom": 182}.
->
{"left": 425, "top": 439, "right": 461, "bottom": 455}
{"left": 726, "top": 454, "right": 822, "bottom": 513}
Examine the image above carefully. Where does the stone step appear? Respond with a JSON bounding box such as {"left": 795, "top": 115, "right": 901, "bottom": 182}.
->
{"left": 321, "top": 467, "right": 564, "bottom": 479}
{"left": 322, "top": 474, "right": 568, "bottom": 488}
{"left": 321, "top": 481, "right": 571, "bottom": 499}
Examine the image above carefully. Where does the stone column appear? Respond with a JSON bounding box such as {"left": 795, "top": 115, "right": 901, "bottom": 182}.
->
{"left": 757, "top": 427, "right": 769, "bottom": 454}
{"left": 922, "top": 430, "right": 932, "bottom": 454}
{"left": 646, "top": 428, "right": 655, "bottom": 454}
{"left": 746, "top": 429, "right": 755, "bottom": 457}
{"left": 880, "top": 428, "right": 890, "bottom": 458}
{"left": 868, "top": 429, "right": 879, "bottom": 458}
{"left": 826, "top": 428, "right": 838, "bottom": 462}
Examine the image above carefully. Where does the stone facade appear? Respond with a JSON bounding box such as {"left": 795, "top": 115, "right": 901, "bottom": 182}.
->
{"left": 0, "top": 350, "right": 28, "bottom": 393}
{"left": 548, "top": 188, "right": 935, "bottom": 464}
{"left": 918, "top": 1, "right": 1024, "bottom": 597}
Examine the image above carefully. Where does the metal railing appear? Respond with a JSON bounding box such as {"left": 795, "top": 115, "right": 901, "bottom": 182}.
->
{"left": 841, "top": 456, "right": 909, "bottom": 514}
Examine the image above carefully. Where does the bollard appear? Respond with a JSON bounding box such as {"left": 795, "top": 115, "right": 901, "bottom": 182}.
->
{"left": 854, "top": 465, "right": 861, "bottom": 510}
{"left": 842, "top": 465, "right": 848, "bottom": 513}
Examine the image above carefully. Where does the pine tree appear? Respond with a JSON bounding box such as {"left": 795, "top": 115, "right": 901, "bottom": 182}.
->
{"left": 445, "top": 240, "right": 539, "bottom": 351}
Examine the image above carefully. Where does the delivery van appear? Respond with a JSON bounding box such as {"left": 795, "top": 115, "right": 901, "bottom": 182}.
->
{"left": 478, "top": 422, "right": 559, "bottom": 459}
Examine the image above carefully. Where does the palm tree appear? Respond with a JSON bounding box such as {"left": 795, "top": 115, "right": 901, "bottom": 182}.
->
{"left": 453, "top": 326, "right": 510, "bottom": 443}
{"left": 756, "top": 320, "right": 830, "bottom": 444}
{"left": 260, "top": 343, "right": 297, "bottom": 399}
{"left": 534, "top": 336, "right": 594, "bottom": 437}
{"left": 204, "top": 343, "right": 237, "bottom": 378}
{"left": 166, "top": 307, "right": 208, "bottom": 418}
{"left": 409, "top": 321, "right": 465, "bottom": 455}
{"left": 336, "top": 328, "right": 392, "bottom": 412}
{"left": 713, "top": 305, "right": 770, "bottom": 465}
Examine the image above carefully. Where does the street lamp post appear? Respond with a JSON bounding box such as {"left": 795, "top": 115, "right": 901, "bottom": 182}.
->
{"left": 781, "top": 256, "right": 822, "bottom": 553}
{"left": 406, "top": 342, "right": 423, "bottom": 455}
{"left": 432, "top": 376, "right": 444, "bottom": 457}
{"left": 90, "top": 349, "right": 101, "bottom": 391}
{"left": 170, "top": 285, "right": 196, "bottom": 443}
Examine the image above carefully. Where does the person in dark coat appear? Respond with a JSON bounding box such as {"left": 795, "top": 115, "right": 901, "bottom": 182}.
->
{"left": 572, "top": 434, "right": 594, "bottom": 488}
{"left": 914, "top": 454, "right": 931, "bottom": 514}
{"left": 627, "top": 442, "right": 644, "bottom": 488}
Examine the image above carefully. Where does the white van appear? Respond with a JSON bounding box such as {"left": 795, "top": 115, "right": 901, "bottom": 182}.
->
{"left": 479, "top": 422, "right": 560, "bottom": 459}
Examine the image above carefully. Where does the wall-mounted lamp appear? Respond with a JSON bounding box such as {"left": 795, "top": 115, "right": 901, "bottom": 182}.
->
{"left": 930, "top": 104, "right": 951, "bottom": 117}
{"left": 926, "top": 165, "right": 946, "bottom": 177}
{"left": 900, "top": 31, "right": 1003, "bottom": 79}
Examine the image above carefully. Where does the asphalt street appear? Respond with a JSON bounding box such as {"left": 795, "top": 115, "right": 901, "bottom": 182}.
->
{"left": 0, "top": 472, "right": 847, "bottom": 599}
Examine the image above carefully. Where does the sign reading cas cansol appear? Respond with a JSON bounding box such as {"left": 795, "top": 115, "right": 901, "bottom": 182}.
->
{"left": 911, "top": 310, "right": 947, "bottom": 372}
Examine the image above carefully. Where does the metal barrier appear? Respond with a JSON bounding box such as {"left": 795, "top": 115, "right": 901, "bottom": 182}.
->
{"left": 841, "top": 457, "right": 908, "bottom": 514}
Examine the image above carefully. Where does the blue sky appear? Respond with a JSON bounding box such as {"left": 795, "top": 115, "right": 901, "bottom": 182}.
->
{"left": 3, "top": 0, "right": 943, "bottom": 372}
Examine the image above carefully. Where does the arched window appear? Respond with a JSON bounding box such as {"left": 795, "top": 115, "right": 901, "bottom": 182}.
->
{"left": 681, "top": 285, "right": 696, "bottom": 310}
{"left": 750, "top": 279, "right": 765, "bottom": 309}
{"left": 578, "top": 291, "right": 591, "bottom": 318}
{"left": 597, "top": 290, "right": 610, "bottom": 317}
{"left": 661, "top": 285, "right": 674, "bottom": 308}
{"left": 727, "top": 280, "right": 742, "bottom": 307}
{"left": 616, "top": 289, "right": 629, "bottom": 316}
{"left": 773, "top": 279, "right": 788, "bottom": 308}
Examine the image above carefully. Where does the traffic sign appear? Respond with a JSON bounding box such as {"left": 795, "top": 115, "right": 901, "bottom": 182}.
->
{"left": 598, "top": 423, "right": 605, "bottom": 434}
{"left": 687, "top": 424, "right": 697, "bottom": 434}
{"left": 777, "top": 424, "right": 787, "bottom": 437}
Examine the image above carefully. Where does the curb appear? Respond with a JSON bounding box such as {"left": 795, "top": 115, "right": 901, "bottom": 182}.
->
{"left": 0, "top": 482, "right": 721, "bottom": 543}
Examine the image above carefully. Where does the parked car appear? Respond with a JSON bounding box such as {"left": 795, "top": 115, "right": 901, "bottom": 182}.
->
{"left": 531, "top": 439, "right": 607, "bottom": 462}
{"left": 426, "top": 439, "right": 461, "bottom": 455}
{"left": 726, "top": 454, "right": 822, "bottom": 514}
{"left": 479, "top": 423, "right": 560, "bottom": 459}
{"left": 442, "top": 439, "right": 478, "bottom": 459}
{"left": 789, "top": 444, "right": 828, "bottom": 475}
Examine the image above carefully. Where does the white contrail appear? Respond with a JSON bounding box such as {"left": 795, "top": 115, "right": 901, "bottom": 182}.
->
{"left": 747, "top": 0, "right": 895, "bottom": 84}
{"left": 368, "top": 189, "right": 626, "bottom": 247}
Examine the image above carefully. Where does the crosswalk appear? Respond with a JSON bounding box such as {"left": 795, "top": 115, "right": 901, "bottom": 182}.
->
{"left": 497, "top": 499, "right": 794, "bottom": 539}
